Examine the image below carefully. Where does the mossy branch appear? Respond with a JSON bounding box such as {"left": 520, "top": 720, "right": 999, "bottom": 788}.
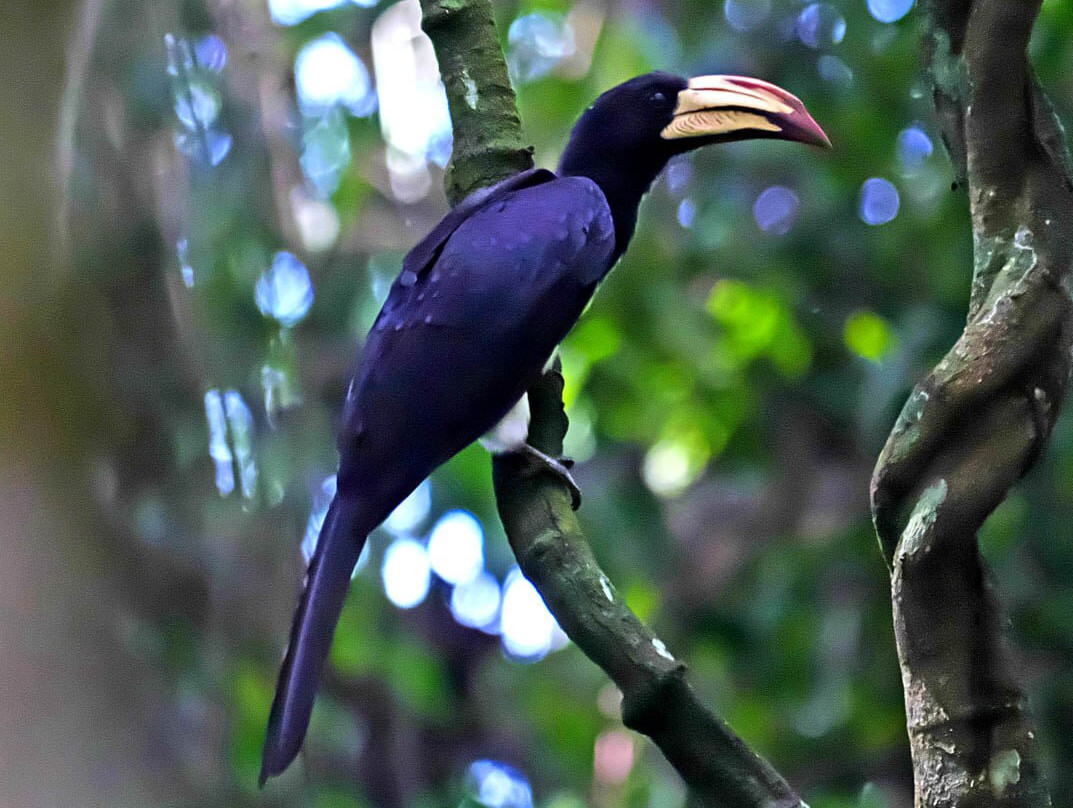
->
{"left": 418, "top": 1, "right": 802, "bottom": 805}
{"left": 870, "top": 0, "right": 1073, "bottom": 804}
{"left": 419, "top": 0, "right": 533, "bottom": 205}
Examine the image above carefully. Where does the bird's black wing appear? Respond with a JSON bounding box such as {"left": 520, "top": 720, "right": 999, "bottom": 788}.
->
{"left": 400, "top": 167, "right": 556, "bottom": 281}
{"left": 341, "top": 173, "right": 616, "bottom": 490}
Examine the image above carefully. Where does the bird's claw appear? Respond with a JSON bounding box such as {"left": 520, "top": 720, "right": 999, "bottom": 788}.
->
{"left": 514, "top": 443, "right": 582, "bottom": 510}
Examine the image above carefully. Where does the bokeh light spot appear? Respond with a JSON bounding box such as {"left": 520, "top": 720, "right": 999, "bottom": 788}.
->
{"left": 642, "top": 434, "right": 709, "bottom": 498}
{"left": 301, "top": 475, "right": 370, "bottom": 577}
{"left": 594, "top": 729, "right": 635, "bottom": 785}
{"left": 195, "top": 35, "right": 227, "bottom": 72}
{"left": 381, "top": 538, "right": 431, "bottom": 609}
{"left": 427, "top": 510, "right": 484, "bottom": 585}
{"left": 451, "top": 571, "right": 501, "bottom": 631}
{"left": 372, "top": 0, "right": 453, "bottom": 201}
{"left": 466, "top": 760, "right": 533, "bottom": 808}
{"left": 867, "top": 0, "right": 915, "bottom": 24}
{"left": 223, "top": 390, "right": 257, "bottom": 500}
{"left": 818, "top": 54, "right": 854, "bottom": 87}
{"left": 753, "top": 186, "right": 800, "bottom": 235}
{"left": 844, "top": 311, "right": 896, "bottom": 361}
{"left": 255, "top": 252, "right": 314, "bottom": 327}
{"left": 175, "top": 129, "right": 232, "bottom": 167}
{"left": 665, "top": 157, "right": 692, "bottom": 193}
{"left": 302, "top": 475, "right": 337, "bottom": 564}
{"left": 507, "top": 12, "right": 575, "bottom": 82}
{"left": 796, "top": 3, "right": 846, "bottom": 49}
{"left": 295, "top": 33, "right": 376, "bottom": 117}
{"left": 204, "top": 389, "right": 234, "bottom": 495}
{"left": 166, "top": 33, "right": 235, "bottom": 172}
{"left": 677, "top": 198, "right": 696, "bottom": 229}
{"left": 500, "top": 568, "right": 561, "bottom": 659}
{"left": 300, "top": 111, "right": 351, "bottom": 197}
{"left": 724, "top": 0, "right": 772, "bottom": 33}
{"left": 859, "top": 177, "right": 900, "bottom": 225}
{"left": 177, "top": 238, "right": 194, "bottom": 287}
{"left": 384, "top": 479, "right": 432, "bottom": 535}
{"left": 290, "top": 186, "right": 341, "bottom": 253}
{"left": 268, "top": 0, "right": 377, "bottom": 26}
{"left": 174, "top": 82, "right": 221, "bottom": 130}
{"left": 896, "top": 125, "right": 933, "bottom": 172}
{"left": 203, "top": 389, "right": 258, "bottom": 499}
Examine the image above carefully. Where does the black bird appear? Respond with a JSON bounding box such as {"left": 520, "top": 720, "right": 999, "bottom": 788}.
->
{"left": 260, "top": 71, "right": 828, "bottom": 783}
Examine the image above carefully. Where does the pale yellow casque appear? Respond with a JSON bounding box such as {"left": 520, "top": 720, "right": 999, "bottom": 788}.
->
{"left": 661, "top": 74, "right": 798, "bottom": 140}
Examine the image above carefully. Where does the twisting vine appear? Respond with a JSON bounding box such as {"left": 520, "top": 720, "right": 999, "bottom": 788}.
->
{"left": 871, "top": 1, "right": 1073, "bottom": 804}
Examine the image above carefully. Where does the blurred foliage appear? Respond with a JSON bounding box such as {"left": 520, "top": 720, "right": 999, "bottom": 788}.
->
{"left": 6, "top": 0, "right": 1073, "bottom": 806}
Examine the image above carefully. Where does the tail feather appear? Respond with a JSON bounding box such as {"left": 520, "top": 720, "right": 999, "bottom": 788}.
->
{"left": 260, "top": 495, "right": 371, "bottom": 784}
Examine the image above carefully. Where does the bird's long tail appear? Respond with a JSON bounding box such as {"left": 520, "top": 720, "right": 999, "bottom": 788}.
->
{"left": 260, "top": 495, "right": 373, "bottom": 784}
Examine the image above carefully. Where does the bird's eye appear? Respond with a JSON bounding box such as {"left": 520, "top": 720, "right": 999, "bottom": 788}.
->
{"left": 650, "top": 91, "right": 667, "bottom": 105}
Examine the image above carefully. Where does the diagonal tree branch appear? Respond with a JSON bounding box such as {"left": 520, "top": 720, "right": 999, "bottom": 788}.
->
{"left": 494, "top": 369, "right": 802, "bottom": 808}
{"left": 419, "top": 1, "right": 802, "bottom": 805}
{"left": 870, "top": 0, "right": 1073, "bottom": 804}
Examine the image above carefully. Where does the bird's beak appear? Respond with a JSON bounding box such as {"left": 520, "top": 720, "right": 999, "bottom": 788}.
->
{"left": 662, "top": 75, "right": 831, "bottom": 149}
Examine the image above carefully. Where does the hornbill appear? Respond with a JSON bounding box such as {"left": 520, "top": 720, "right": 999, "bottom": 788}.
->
{"left": 260, "top": 71, "right": 828, "bottom": 783}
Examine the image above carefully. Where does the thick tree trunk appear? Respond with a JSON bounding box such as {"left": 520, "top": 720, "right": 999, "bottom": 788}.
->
{"left": 871, "top": 1, "right": 1073, "bottom": 805}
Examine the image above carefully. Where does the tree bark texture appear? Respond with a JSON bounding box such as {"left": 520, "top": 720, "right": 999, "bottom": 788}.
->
{"left": 418, "top": 1, "right": 803, "bottom": 805}
{"left": 419, "top": 0, "right": 533, "bottom": 206}
{"left": 870, "top": 1, "right": 1073, "bottom": 805}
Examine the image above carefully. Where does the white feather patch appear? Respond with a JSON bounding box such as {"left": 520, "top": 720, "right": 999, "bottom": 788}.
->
{"left": 480, "top": 395, "right": 531, "bottom": 454}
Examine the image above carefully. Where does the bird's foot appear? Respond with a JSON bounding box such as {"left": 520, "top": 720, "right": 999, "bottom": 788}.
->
{"left": 512, "top": 443, "right": 582, "bottom": 510}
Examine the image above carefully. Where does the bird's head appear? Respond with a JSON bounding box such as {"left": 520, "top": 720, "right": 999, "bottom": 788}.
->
{"left": 558, "top": 70, "right": 829, "bottom": 252}
{"left": 564, "top": 70, "right": 826, "bottom": 168}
